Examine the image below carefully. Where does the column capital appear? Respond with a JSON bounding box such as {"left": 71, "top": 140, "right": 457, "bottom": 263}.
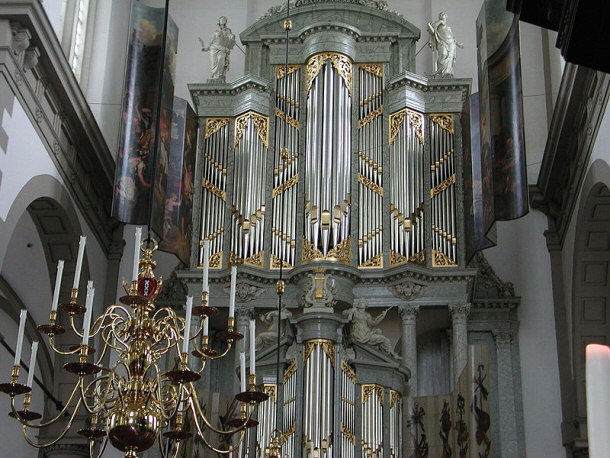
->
{"left": 235, "top": 305, "right": 256, "bottom": 322}
{"left": 448, "top": 303, "right": 471, "bottom": 318}
{"left": 399, "top": 303, "right": 420, "bottom": 322}
{"left": 492, "top": 329, "right": 513, "bottom": 350}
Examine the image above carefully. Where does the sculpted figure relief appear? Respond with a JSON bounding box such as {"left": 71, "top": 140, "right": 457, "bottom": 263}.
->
{"left": 343, "top": 299, "right": 399, "bottom": 358}
{"left": 255, "top": 306, "right": 293, "bottom": 349}
{"left": 199, "top": 16, "right": 235, "bottom": 81}
{"left": 427, "top": 12, "right": 463, "bottom": 77}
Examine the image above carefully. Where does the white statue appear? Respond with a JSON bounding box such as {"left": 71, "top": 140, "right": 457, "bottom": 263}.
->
{"left": 199, "top": 16, "right": 236, "bottom": 81}
{"left": 255, "top": 306, "right": 293, "bottom": 349}
{"left": 343, "top": 299, "right": 399, "bottom": 358}
{"left": 427, "top": 12, "right": 463, "bottom": 77}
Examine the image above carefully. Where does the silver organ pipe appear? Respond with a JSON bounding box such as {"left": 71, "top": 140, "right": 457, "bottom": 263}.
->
{"left": 255, "top": 384, "right": 277, "bottom": 457}
{"left": 429, "top": 114, "right": 457, "bottom": 266}
{"left": 341, "top": 360, "right": 356, "bottom": 458}
{"left": 304, "top": 53, "right": 352, "bottom": 261}
{"left": 272, "top": 66, "right": 301, "bottom": 270}
{"left": 231, "top": 111, "right": 269, "bottom": 267}
{"left": 389, "top": 390, "right": 402, "bottom": 458}
{"left": 200, "top": 118, "right": 229, "bottom": 269}
{"left": 388, "top": 108, "right": 425, "bottom": 266}
{"left": 282, "top": 363, "right": 297, "bottom": 457}
{"left": 358, "top": 64, "right": 384, "bottom": 268}
{"left": 361, "top": 384, "right": 384, "bottom": 458}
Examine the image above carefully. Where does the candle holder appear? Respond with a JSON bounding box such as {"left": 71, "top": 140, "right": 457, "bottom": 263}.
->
{"left": 192, "top": 291, "right": 218, "bottom": 317}
{"left": 9, "top": 392, "right": 42, "bottom": 421}
{"left": 78, "top": 413, "right": 107, "bottom": 439}
{"left": 64, "top": 345, "right": 101, "bottom": 376}
{"left": 228, "top": 402, "right": 258, "bottom": 428}
{"left": 163, "top": 411, "right": 193, "bottom": 440}
{"left": 0, "top": 366, "right": 31, "bottom": 396}
{"left": 216, "top": 317, "right": 244, "bottom": 342}
{"left": 235, "top": 374, "right": 269, "bottom": 404}
{"left": 119, "top": 280, "right": 149, "bottom": 306}
{"left": 192, "top": 335, "right": 218, "bottom": 358}
{"left": 166, "top": 352, "right": 201, "bottom": 384}
{"left": 37, "top": 310, "right": 66, "bottom": 336}
{"left": 58, "top": 288, "right": 86, "bottom": 315}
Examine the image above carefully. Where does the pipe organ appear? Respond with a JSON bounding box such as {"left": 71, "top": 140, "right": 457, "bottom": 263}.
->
{"left": 186, "top": 2, "right": 483, "bottom": 458}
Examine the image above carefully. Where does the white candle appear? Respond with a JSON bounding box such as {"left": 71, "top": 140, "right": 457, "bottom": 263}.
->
{"left": 14, "top": 309, "right": 27, "bottom": 366}
{"left": 182, "top": 296, "right": 193, "bottom": 354}
{"left": 586, "top": 343, "right": 610, "bottom": 458}
{"left": 51, "top": 260, "right": 64, "bottom": 312}
{"left": 132, "top": 227, "right": 142, "bottom": 282}
{"left": 72, "top": 236, "right": 86, "bottom": 290}
{"left": 26, "top": 341, "right": 38, "bottom": 387}
{"left": 229, "top": 266, "right": 237, "bottom": 318}
{"left": 203, "top": 316, "right": 209, "bottom": 337}
{"left": 81, "top": 281, "right": 94, "bottom": 344}
{"left": 202, "top": 239, "right": 210, "bottom": 293}
{"left": 249, "top": 319, "right": 256, "bottom": 376}
{"left": 239, "top": 352, "right": 246, "bottom": 392}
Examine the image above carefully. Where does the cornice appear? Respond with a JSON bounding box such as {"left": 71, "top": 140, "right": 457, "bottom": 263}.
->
{"left": 0, "top": 1, "right": 116, "bottom": 254}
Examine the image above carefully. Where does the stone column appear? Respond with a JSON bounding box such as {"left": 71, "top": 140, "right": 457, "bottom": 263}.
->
{"left": 399, "top": 304, "right": 419, "bottom": 395}
{"left": 493, "top": 329, "right": 518, "bottom": 457}
{"left": 448, "top": 303, "right": 470, "bottom": 385}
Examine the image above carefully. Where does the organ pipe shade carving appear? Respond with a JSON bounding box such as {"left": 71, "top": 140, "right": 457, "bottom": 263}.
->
{"left": 302, "top": 339, "right": 335, "bottom": 455}
{"left": 429, "top": 114, "right": 458, "bottom": 266}
{"left": 304, "top": 53, "right": 352, "bottom": 261}
{"left": 231, "top": 111, "right": 269, "bottom": 266}
{"left": 272, "top": 66, "right": 301, "bottom": 269}
{"left": 358, "top": 64, "right": 384, "bottom": 268}
{"left": 388, "top": 108, "right": 426, "bottom": 266}
{"left": 255, "top": 383, "right": 277, "bottom": 457}
{"left": 200, "top": 118, "right": 229, "bottom": 268}
{"left": 361, "top": 384, "right": 384, "bottom": 457}
{"left": 389, "top": 389, "right": 402, "bottom": 457}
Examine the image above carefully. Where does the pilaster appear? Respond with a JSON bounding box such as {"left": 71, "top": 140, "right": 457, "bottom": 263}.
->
{"left": 448, "top": 303, "right": 470, "bottom": 384}
{"left": 493, "top": 329, "right": 519, "bottom": 457}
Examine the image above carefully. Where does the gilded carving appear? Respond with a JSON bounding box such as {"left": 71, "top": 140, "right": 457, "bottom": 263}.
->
{"left": 430, "top": 114, "right": 455, "bottom": 134}
{"left": 340, "top": 422, "right": 356, "bottom": 445}
{"left": 327, "top": 236, "right": 351, "bottom": 264}
{"left": 341, "top": 360, "right": 357, "bottom": 384}
{"left": 271, "top": 253, "right": 293, "bottom": 270}
{"left": 408, "top": 250, "right": 426, "bottom": 265}
{"left": 306, "top": 52, "right": 353, "bottom": 95}
{"left": 389, "top": 389, "right": 401, "bottom": 408}
{"left": 361, "top": 383, "right": 384, "bottom": 405}
{"left": 201, "top": 177, "right": 226, "bottom": 201}
{"left": 204, "top": 117, "right": 229, "bottom": 139}
{"left": 302, "top": 237, "right": 324, "bottom": 263}
{"left": 431, "top": 249, "right": 457, "bottom": 267}
{"left": 389, "top": 107, "right": 424, "bottom": 145}
{"left": 234, "top": 111, "right": 269, "bottom": 147}
{"left": 245, "top": 250, "right": 264, "bottom": 267}
{"left": 209, "top": 251, "right": 222, "bottom": 269}
{"left": 262, "top": 383, "right": 277, "bottom": 403}
{"left": 283, "top": 362, "right": 297, "bottom": 383}
{"left": 276, "top": 64, "right": 300, "bottom": 79}
{"left": 358, "top": 105, "right": 383, "bottom": 128}
{"left": 360, "top": 63, "right": 383, "bottom": 77}
{"left": 303, "top": 339, "right": 335, "bottom": 367}
{"left": 359, "top": 252, "right": 383, "bottom": 269}
{"left": 358, "top": 173, "right": 383, "bottom": 196}
{"left": 389, "top": 250, "right": 408, "bottom": 266}
{"left": 272, "top": 173, "right": 299, "bottom": 197}
{"left": 275, "top": 107, "right": 300, "bottom": 129}
{"left": 430, "top": 173, "right": 456, "bottom": 197}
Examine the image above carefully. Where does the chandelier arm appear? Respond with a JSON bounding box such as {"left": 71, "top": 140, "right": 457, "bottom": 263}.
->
{"left": 18, "top": 397, "right": 82, "bottom": 447}
{"left": 191, "top": 416, "right": 248, "bottom": 455}
{"left": 89, "top": 434, "right": 108, "bottom": 458}
{"left": 68, "top": 314, "right": 85, "bottom": 338}
{"left": 187, "top": 385, "right": 253, "bottom": 435}
{"left": 157, "top": 432, "right": 184, "bottom": 458}
{"left": 10, "top": 379, "right": 82, "bottom": 428}
{"left": 47, "top": 335, "right": 82, "bottom": 355}
{"left": 193, "top": 355, "right": 208, "bottom": 373}
{"left": 79, "top": 377, "right": 99, "bottom": 415}
{"left": 191, "top": 339, "right": 233, "bottom": 363}
{"left": 107, "top": 321, "right": 130, "bottom": 351}
{"left": 89, "top": 305, "right": 131, "bottom": 339}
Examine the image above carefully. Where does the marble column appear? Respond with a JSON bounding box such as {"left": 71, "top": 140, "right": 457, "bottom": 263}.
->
{"left": 399, "top": 304, "right": 420, "bottom": 395}
{"left": 493, "top": 329, "right": 518, "bottom": 457}
{"left": 448, "top": 303, "right": 470, "bottom": 385}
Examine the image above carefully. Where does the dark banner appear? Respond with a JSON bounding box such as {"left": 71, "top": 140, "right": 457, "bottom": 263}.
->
{"left": 158, "top": 97, "right": 197, "bottom": 265}
{"left": 112, "top": 1, "right": 178, "bottom": 227}
{"left": 476, "top": 2, "right": 528, "bottom": 221}
{"left": 463, "top": 93, "right": 496, "bottom": 263}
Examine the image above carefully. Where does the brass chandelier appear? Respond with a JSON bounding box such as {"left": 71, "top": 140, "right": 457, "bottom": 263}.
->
{"left": 0, "top": 235, "right": 268, "bottom": 457}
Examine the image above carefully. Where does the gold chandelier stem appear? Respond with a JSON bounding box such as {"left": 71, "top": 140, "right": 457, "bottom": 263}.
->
{"left": 69, "top": 314, "right": 84, "bottom": 338}
{"left": 47, "top": 335, "right": 82, "bottom": 355}
{"left": 89, "top": 435, "right": 109, "bottom": 458}
{"left": 187, "top": 386, "right": 253, "bottom": 436}
{"left": 189, "top": 406, "right": 248, "bottom": 454}
{"left": 157, "top": 433, "right": 183, "bottom": 458}
{"left": 19, "top": 397, "right": 82, "bottom": 447}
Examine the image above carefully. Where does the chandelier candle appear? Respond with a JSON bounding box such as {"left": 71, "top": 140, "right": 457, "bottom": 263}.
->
{"left": 50, "top": 260, "right": 64, "bottom": 312}
{"left": 240, "top": 352, "right": 247, "bottom": 392}
{"left": 81, "top": 281, "right": 94, "bottom": 344}
{"left": 14, "top": 309, "right": 27, "bottom": 366}
{"left": 229, "top": 266, "right": 237, "bottom": 318}
{"left": 202, "top": 239, "right": 210, "bottom": 293}
{"left": 203, "top": 314, "right": 209, "bottom": 337}
{"left": 132, "top": 227, "right": 142, "bottom": 282}
{"left": 249, "top": 319, "right": 256, "bottom": 376}
{"left": 26, "top": 342, "right": 38, "bottom": 388}
{"left": 72, "top": 236, "right": 86, "bottom": 290}
{"left": 183, "top": 296, "right": 193, "bottom": 354}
